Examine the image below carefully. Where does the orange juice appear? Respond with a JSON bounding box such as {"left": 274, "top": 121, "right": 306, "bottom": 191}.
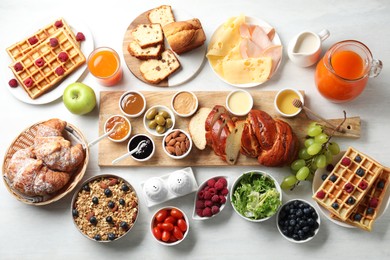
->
{"left": 88, "top": 47, "right": 122, "bottom": 86}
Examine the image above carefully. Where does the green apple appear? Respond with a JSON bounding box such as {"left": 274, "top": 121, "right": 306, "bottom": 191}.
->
{"left": 63, "top": 82, "right": 96, "bottom": 115}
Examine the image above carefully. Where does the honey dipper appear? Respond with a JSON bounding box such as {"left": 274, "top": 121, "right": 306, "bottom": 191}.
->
{"left": 292, "top": 99, "right": 345, "bottom": 133}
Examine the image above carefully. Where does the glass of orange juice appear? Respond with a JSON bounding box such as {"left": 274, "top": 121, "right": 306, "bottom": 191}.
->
{"left": 87, "top": 47, "right": 123, "bottom": 86}
{"left": 315, "top": 40, "right": 382, "bottom": 103}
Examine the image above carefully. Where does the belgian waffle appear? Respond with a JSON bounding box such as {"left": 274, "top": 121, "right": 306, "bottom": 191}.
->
{"left": 6, "top": 18, "right": 77, "bottom": 61}
{"left": 9, "top": 29, "right": 85, "bottom": 99}
{"left": 313, "top": 147, "right": 384, "bottom": 221}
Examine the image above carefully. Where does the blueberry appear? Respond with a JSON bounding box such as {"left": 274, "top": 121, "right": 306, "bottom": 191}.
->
{"left": 303, "top": 207, "right": 312, "bottom": 216}
{"left": 121, "top": 184, "right": 130, "bottom": 192}
{"left": 367, "top": 208, "right": 375, "bottom": 215}
{"left": 354, "top": 155, "right": 362, "bottom": 162}
{"left": 329, "top": 175, "right": 337, "bottom": 182}
{"left": 332, "top": 202, "right": 339, "bottom": 209}
{"left": 312, "top": 211, "right": 318, "bottom": 219}
{"left": 356, "top": 168, "right": 365, "bottom": 177}
{"left": 104, "top": 188, "right": 112, "bottom": 197}
{"left": 326, "top": 164, "right": 334, "bottom": 172}
{"left": 302, "top": 226, "right": 310, "bottom": 233}
{"left": 287, "top": 226, "right": 294, "bottom": 233}
{"left": 289, "top": 219, "right": 296, "bottom": 226}
{"left": 108, "top": 233, "right": 116, "bottom": 241}
{"left": 82, "top": 184, "right": 90, "bottom": 192}
{"left": 292, "top": 234, "right": 299, "bottom": 241}
{"left": 354, "top": 213, "right": 362, "bottom": 221}
{"left": 321, "top": 174, "right": 329, "bottom": 181}
{"left": 119, "top": 199, "right": 126, "bottom": 205}
{"left": 72, "top": 209, "right": 79, "bottom": 217}
{"left": 106, "top": 216, "right": 113, "bottom": 223}
{"left": 377, "top": 180, "right": 385, "bottom": 189}
{"left": 94, "top": 234, "right": 101, "bottom": 241}
{"left": 92, "top": 197, "right": 99, "bottom": 204}
{"left": 289, "top": 208, "right": 297, "bottom": 215}
{"left": 89, "top": 216, "right": 97, "bottom": 225}
{"left": 296, "top": 209, "right": 303, "bottom": 217}
{"left": 313, "top": 221, "right": 319, "bottom": 230}
{"left": 120, "top": 221, "right": 129, "bottom": 230}
{"left": 293, "top": 200, "right": 299, "bottom": 207}
{"left": 282, "top": 229, "right": 289, "bottom": 236}
{"left": 108, "top": 201, "right": 115, "bottom": 209}
{"left": 307, "top": 218, "right": 315, "bottom": 226}
{"left": 347, "top": 197, "right": 356, "bottom": 205}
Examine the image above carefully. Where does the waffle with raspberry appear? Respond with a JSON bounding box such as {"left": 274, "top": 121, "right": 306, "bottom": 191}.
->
{"left": 9, "top": 29, "right": 85, "bottom": 99}
{"left": 313, "top": 147, "right": 384, "bottom": 221}
{"left": 6, "top": 18, "right": 77, "bottom": 62}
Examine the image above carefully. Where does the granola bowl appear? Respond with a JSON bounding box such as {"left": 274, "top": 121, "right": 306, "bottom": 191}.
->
{"left": 71, "top": 174, "right": 139, "bottom": 242}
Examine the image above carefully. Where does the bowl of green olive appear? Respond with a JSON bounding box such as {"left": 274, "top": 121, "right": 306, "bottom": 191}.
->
{"left": 143, "top": 105, "right": 175, "bottom": 137}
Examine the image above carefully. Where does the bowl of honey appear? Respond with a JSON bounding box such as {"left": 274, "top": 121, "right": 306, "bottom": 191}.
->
{"left": 104, "top": 115, "right": 131, "bottom": 143}
{"left": 119, "top": 91, "right": 146, "bottom": 118}
{"left": 274, "top": 88, "right": 303, "bottom": 117}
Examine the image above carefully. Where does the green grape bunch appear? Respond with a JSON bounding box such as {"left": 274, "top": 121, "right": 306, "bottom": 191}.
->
{"left": 281, "top": 122, "right": 340, "bottom": 190}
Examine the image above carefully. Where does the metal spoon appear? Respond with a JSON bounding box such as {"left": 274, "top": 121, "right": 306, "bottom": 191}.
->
{"left": 88, "top": 122, "right": 122, "bottom": 148}
{"left": 112, "top": 140, "right": 148, "bottom": 164}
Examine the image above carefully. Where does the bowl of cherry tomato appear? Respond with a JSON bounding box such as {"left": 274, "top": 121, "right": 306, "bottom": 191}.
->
{"left": 151, "top": 206, "right": 189, "bottom": 246}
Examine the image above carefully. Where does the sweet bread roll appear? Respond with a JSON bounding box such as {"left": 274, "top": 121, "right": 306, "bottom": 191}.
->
{"left": 163, "top": 18, "right": 206, "bottom": 54}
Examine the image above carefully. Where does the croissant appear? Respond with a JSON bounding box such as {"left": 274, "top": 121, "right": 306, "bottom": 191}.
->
{"left": 6, "top": 147, "right": 70, "bottom": 196}
{"left": 205, "top": 106, "right": 299, "bottom": 166}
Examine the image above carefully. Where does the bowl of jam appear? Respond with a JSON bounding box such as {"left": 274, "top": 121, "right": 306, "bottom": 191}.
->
{"left": 119, "top": 91, "right": 146, "bottom": 118}
{"left": 127, "top": 134, "right": 155, "bottom": 161}
{"left": 104, "top": 115, "right": 131, "bottom": 143}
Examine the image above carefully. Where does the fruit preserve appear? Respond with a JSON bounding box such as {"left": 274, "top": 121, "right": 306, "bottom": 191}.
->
{"left": 105, "top": 115, "right": 130, "bottom": 141}
{"left": 120, "top": 92, "right": 145, "bottom": 117}
{"left": 128, "top": 134, "right": 154, "bottom": 161}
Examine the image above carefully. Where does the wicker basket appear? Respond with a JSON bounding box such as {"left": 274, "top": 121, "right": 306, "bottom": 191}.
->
{"left": 2, "top": 120, "right": 89, "bottom": 206}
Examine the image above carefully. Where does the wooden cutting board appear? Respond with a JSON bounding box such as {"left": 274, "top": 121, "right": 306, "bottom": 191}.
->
{"left": 98, "top": 91, "right": 360, "bottom": 167}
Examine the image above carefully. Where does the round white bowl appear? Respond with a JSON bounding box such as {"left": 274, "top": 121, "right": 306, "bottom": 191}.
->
{"left": 226, "top": 89, "right": 253, "bottom": 116}
{"left": 104, "top": 114, "right": 131, "bottom": 143}
{"left": 171, "top": 91, "right": 199, "bottom": 117}
{"left": 127, "top": 134, "right": 155, "bottom": 162}
{"left": 143, "top": 105, "right": 175, "bottom": 137}
{"left": 276, "top": 199, "right": 321, "bottom": 243}
{"left": 162, "top": 129, "right": 193, "bottom": 159}
{"left": 150, "top": 206, "right": 189, "bottom": 246}
{"left": 119, "top": 90, "right": 146, "bottom": 118}
{"left": 230, "top": 170, "right": 282, "bottom": 222}
{"left": 274, "top": 88, "right": 304, "bottom": 117}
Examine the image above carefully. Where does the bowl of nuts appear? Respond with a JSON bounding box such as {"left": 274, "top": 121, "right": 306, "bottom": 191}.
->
{"left": 143, "top": 105, "right": 175, "bottom": 137}
{"left": 71, "top": 174, "right": 139, "bottom": 242}
{"left": 162, "top": 129, "right": 192, "bottom": 159}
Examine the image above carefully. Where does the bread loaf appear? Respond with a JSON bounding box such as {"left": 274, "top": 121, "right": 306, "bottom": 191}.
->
{"left": 131, "top": 23, "right": 164, "bottom": 48}
{"left": 139, "top": 49, "right": 181, "bottom": 84}
{"left": 147, "top": 5, "right": 175, "bottom": 27}
{"left": 128, "top": 40, "right": 163, "bottom": 60}
{"left": 163, "top": 18, "right": 206, "bottom": 54}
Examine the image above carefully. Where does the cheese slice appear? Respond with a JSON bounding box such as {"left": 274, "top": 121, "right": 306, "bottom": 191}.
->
{"left": 221, "top": 57, "right": 272, "bottom": 84}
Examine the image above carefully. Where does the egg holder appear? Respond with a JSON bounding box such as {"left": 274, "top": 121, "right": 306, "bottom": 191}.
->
{"left": 140, "top": 167, "right": 198, "bottom": 207}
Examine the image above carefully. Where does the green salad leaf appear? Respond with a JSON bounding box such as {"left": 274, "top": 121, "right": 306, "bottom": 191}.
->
{"left": 232, "top": 172, "right": 281, "bottom": 220}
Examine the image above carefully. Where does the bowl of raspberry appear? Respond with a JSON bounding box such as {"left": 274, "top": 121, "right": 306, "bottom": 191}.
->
{"left": 193, "top": 176, "right": 229, "bottom": 220}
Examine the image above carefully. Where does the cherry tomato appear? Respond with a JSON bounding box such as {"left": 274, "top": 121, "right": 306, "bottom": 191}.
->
{"left": 161, "top": 223, "right": 174, "bottom": 232}
{"left": 164, "top": 216, "right": 177, "bottom": 225}
{"left": 170, "top": 208, "right": 184, "bottom": 219}
{"left": 155, "top": 209, "right": 168, "bottom": 222}
{"left": 177, "top": 219, "right": 187, "bottom": 232}
{"left": 169, "top": 234, "right": 178, "bottom": 243}
{"left": 161, "top": 230, "right": 171, "bottom": 242}
{"left": 152, "top": 227, "right": 162, "bottom": 240}
{"left": 156, "top": 223, "right": 163, "bottom": 229}
{"left": 173, "top": 226, "right": 184, "bottom": 240}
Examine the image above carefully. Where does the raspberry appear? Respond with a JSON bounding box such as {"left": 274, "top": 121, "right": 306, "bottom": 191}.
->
{"left": 204, "top": 186, "right": 210, "bottom": 191}
{"left": 202, "top": 207, "right": 212, "bottom": 217}
{"left": 358, "top": 180, "right": 368, "bottom": 190}
{"left": 24, "top": 78, "right": 33, "bottom": 88}
{"left": 208, "top": 188, "right": 216, "bottom": 196}
{"left": 217, "top": 177, "right": 228, "bottom": 187}
{"left": 58, "top": 52, "right": 69, "bottom": 62}
{"left": 204, "top": 191, "right": 212, "bottom": 200}
{"left": 211, "top": 194, "right": 220, "bottom": 203}
{"left": 54, "top": 20, "right": 63, "bottom": 28}
{"left": 211, "top": 206, "right": 220, "bottom": 215}
{"left": 214, "top": 181, "right": 224, "bottom": 191}
{"left": 195, "top": 200, "right": 205, "bottom": 209}
{"left": 204, "top": 200, "right": 213, "bottom": 208}
{"left": 198, "top": 190, "right": 204, "bottom": 199}
{"left": 50, "top": 38, "right": 59, "bottom": 47}
{"left": 76, "top": 32, "right": 86, "bottom": 41}
{"left": 369, "top": 198, "right": 379, "bottom": 208}
{"left": 219, "top": 195, "right": 226, "bottom": 204}
{"left": 14, "top": 62, "right": 23, "bottom": 72}
{"left": 35, "top": 58, "right": 45, "bottom": 67}
{"left": 341, "top": 157, "right": 351, "bottom": 166}
{"left": 28, "top": 36, "right": 38, "bottom": 45}
{"left": 196, "top": 209, "right": 203, "bottom": 217}
{"left": 220, "top": 187, "right": 229, "bottom": 196}
{"left": 344, "top": 183, "right": 354, "bottom": 193}
{"left": 8, "top": 79, "right": 18, "bottom": 88}
{"left": 207, "top": 178, "right": 216, "bottom": 188}
{"left": 55, "top": 66, "right": 65, "bottom": 76}
{"left": 316, "top": 190, "right": 326, "bottom": 199}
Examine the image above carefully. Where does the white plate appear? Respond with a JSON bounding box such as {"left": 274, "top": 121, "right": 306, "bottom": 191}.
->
{"left": 5, "top": 17, "right": 94, "bottom": 105}
{"left": 207, "top": 16, "right": 282, "bottom": 88}
{"left": 312, "top": 151, "right": 390, "bottom": 228}
{"left": 123, "top": 8, "right": 206, "bottom": 87}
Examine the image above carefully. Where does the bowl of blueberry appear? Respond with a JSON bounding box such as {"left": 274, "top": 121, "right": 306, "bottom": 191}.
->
{"left": 276, "top": 199, "right": 320, "bottom": 243}
{"left": 71, "top": 174, "right": 139, "bottom": 242}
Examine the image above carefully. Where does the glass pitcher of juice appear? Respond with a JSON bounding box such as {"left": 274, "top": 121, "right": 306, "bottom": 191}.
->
{"left": 315, "top": 40, "right": 382, "bottom": 103}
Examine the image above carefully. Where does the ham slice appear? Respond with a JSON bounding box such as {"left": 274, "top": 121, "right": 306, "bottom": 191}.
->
{"left": 261, "top": 45, "right": 283, "bottom": 76}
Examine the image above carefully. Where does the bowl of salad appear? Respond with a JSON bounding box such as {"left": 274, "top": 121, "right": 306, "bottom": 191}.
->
{"left": 230, "top": 170, "right": 282, "bottom": 222}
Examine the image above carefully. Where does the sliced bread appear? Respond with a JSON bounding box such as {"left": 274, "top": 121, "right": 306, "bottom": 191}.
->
{"left": 139, "top": 49, "right": 181, "bottom": 84}
{"left": 147, "top": 5, "right": 175, "bottom": 27}
{"left": 131, "top": 23, "right": 163, "bottom": 48}
{"left": 128, "top": 40, "right": 163, "bottom": 60}
{"left": 189, "top": 107, "right": 212, "bottom": 150}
